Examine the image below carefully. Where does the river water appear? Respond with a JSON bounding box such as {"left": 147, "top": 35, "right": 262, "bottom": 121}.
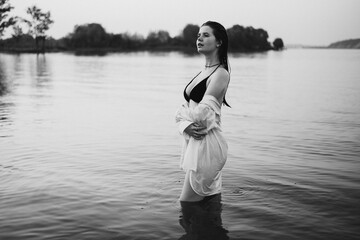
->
{"left": 1, "top": 49, "right": 359, "bottom": 240}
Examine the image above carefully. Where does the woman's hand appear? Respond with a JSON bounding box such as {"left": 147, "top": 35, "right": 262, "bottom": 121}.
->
{"left": 184, "top": 123, "right": 207, "bottom": 140}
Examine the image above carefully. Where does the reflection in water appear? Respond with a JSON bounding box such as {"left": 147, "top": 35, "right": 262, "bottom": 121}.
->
{"left": 13, "top": 54, "right": 23, "bottom": 79}
{"left": 0, "top": 58, "right": 8, "bottom": 96}
{"left": 0, "top": 59, "right": 13, "bottom": 135}
{"left": 35, "top": 54, "right": 51, "bottom": 86}
{"left": 179, "top": 194, "right": 229, "bottom": 240}
{"left": 0, "top": 101, "right": 14, "bottom": 135}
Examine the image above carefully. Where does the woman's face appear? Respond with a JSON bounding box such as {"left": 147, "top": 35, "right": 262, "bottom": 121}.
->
{"left": 197, "top": 25, "right": 219, "bottom": 54}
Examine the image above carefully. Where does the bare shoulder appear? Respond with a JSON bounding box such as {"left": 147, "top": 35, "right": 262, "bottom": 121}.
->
{"left": 205, "top": 67, "right": 230, "bottom": 100}
{"left": 209, "top": 67, "right": 230, "bottom": 86}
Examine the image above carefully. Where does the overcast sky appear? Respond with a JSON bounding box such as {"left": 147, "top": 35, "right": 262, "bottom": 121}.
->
{"left": 8, "top": 0, "right": 360, "bottom": 46}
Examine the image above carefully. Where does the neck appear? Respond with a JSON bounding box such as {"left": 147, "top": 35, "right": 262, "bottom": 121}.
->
{"left": 204, "top": 53, "right": 220, "bottom": 68}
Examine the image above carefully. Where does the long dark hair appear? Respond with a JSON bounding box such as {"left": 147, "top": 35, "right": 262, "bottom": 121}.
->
{"left": 202, "top": 21, "right": 231, "bottom": 107}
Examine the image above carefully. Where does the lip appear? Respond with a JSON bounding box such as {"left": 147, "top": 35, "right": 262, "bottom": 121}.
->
{"left": 197, "top": 43, "right": 204, "bottom": 48}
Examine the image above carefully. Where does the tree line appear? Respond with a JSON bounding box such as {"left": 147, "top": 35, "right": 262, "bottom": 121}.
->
{"left": 0, "top": 1, "right": 284, "bottom": 53}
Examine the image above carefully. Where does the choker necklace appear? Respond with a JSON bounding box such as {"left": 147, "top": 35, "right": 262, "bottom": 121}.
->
{"left": 205, "top": 63, "right": 220, "bottom": 68}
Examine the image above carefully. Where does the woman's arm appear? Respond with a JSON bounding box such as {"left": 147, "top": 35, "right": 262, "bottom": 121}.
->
{"left": 184, "top": 122, "right": 207, "bottom": 140}
{"left": 175, "top": 103, "right": 208, "bottom": 141}
{"left": 204, "top": 68, "right": 230, "bottom": 104}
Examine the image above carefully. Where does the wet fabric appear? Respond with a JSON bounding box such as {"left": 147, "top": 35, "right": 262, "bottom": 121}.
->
{"left": 175, "top": 95, "right": 228, "bottom": 196}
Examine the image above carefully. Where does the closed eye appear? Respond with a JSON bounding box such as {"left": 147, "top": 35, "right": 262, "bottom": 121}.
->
{"left": 198, "top": 32, "right": 210, "bottom": 38}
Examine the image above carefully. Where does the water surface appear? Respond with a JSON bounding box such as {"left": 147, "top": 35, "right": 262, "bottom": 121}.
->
{"left": 1, "top": 49, "right": 360, "bottom": 239}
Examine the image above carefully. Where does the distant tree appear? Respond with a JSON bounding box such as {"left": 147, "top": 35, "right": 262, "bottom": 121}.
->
{"left": 249, "top": 27, "right": 270, "bottom": 50}
{"left": 23, "top": 5, "right": 53, "bottom": 52}
{"left": 1, "top": 32, "right": 34, "bottom": 50}
{"left": 68, "top": 23, "right": 108, "bottom": 48}
{"left": 12, "top": 24, "right": 23, "bottom": 36}
{"left": 273, "top": 38, "right": 284, "bottom": 50}
{"left": 227, "top": 24, "right": 271, "bottom": 52}
{"left": 145, "top": 30, "right": 170, "bottom": 48}
{"left": 107, "top": 33, "right": 124, "bottom": 48}
{"left": 121, "top": 32, "right": 144, "bottom": 50}
{"left": 227, "top": 25, "right": 246, "bottom": 51}
{"left": 11, "top": 25, "right": 23, "bottom": 41}
{"left": 182, "top": 24, "right": 199, "bottom": 47}
{"left": 0, "top": 0, "right": 16, "bottom": 39}
{"left": 156, "top": 30, "right": 170, "bottom": 44}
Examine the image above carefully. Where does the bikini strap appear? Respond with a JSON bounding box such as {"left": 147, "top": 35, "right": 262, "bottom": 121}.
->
{"left": 184, "top": 71, "right": 202, "bottom": 95}
{"left": 207, "top": 64, "right": 221, "bottom": 78}
{"left": 192, "top": 71, "right": 202, "bottom": 80}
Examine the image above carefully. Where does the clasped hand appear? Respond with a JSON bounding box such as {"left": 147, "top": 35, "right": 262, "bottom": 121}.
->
{"left": 184, "top": 122, "right": 207, "bottom": 140}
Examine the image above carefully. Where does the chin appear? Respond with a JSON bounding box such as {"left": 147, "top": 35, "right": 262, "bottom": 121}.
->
{"left": 197, "top": 48, "right": 206, "bottom": 54}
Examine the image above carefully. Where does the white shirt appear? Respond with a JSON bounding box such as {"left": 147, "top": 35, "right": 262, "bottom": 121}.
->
{"left": 175, "top": 95, "right": 228, "bottom": 196}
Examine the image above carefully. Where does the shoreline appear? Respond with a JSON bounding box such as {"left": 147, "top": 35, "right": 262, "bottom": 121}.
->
{"left": 2, "top": 46, "right": 358, "bottom": 55}
{"left": 0, "top": 46, "right": 284, "bottom": 55}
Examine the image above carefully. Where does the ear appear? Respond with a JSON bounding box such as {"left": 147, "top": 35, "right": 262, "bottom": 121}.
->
{"left": 217, "top": 40, "right": 222, "bottom": 47}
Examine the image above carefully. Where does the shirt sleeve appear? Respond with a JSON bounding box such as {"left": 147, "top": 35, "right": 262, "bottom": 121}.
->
{"left": 175, "top": 96, "right": 220, "bottom": 137}
{"left": 175, "top": 102, "right": 193, "bottom": 137}
{"left": 178, "top": 120, "right": 193, "bottom": 135}
{"left": 191, "top": 103, "right": 218, "bottom": 132}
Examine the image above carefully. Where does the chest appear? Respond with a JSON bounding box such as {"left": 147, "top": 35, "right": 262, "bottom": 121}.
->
{"left": 185, "top": 71, "right": 212, "bottom": 96}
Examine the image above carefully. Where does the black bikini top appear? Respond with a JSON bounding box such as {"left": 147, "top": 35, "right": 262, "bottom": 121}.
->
{"left": 184, "top": 65, "right": 221, "bottom": 103}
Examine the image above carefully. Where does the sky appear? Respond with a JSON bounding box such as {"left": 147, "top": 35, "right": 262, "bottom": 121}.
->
{"left": 6, "top": 0, "right": 360, "bottom": 46}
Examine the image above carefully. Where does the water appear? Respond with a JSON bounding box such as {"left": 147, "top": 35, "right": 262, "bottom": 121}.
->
{"left": 1, "top": 49, "right": 359, "bottom": 240}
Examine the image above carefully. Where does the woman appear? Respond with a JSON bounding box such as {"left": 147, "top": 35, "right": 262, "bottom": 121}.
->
{"left": 175, "top": 21, "right": 230, "bottom": 202}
